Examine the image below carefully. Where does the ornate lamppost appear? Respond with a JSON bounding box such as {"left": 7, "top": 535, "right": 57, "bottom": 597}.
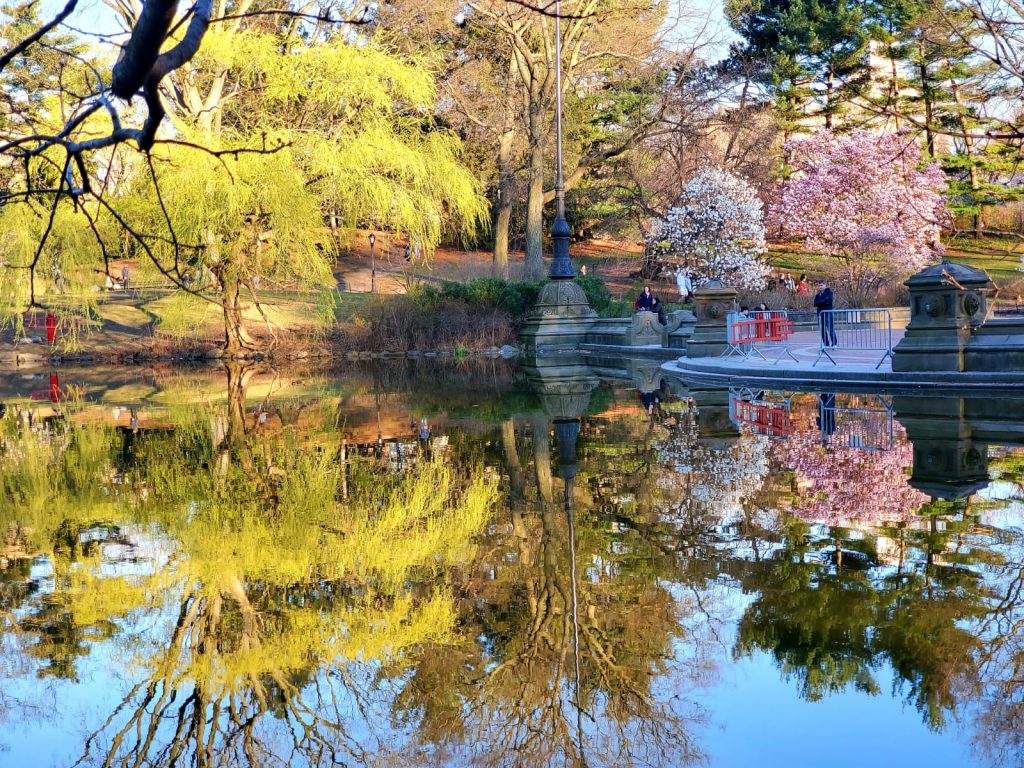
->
{"left": 549, "top": 0, "right": 573, "bottom": 282}
{"left": 519, "top": 0, "right": 596, "bottom": 351}
{"left": 368, "top": 232, "right": 376, "bottom": 293}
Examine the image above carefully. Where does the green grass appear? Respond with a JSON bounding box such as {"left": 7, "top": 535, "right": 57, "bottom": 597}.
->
{"left": 768, "top": 238, "right": 1024, "bottom": 288}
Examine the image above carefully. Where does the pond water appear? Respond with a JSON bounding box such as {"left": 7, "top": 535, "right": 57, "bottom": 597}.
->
{"left": 1, "top": 359, "right": 1022, "bottom": 768}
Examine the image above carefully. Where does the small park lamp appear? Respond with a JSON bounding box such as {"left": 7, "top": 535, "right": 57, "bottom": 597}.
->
{"left": 368, "top": 233, "right": 376, "bottom": 293}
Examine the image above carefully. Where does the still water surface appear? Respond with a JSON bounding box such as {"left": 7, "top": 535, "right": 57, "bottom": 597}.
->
{"left": 1, "top": 361, "right": 1022, "bottom": 768}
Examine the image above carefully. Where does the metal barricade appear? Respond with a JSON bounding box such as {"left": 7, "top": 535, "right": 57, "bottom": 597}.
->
{"left": 818, "top": 394, "right": 894, "bottom": 450}
{"left": 813, "top": 308, "right": 893, "bottom": 369}
{"left": 724, "top": 311, "right": 798, "bottom": 363}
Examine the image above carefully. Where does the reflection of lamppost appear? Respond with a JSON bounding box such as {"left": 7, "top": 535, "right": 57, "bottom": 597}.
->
{"left": 549, "top": 0, "right": 574, "bottom": 281}
{"left": 368, "top": 232, "right": 376, "bottom": 293}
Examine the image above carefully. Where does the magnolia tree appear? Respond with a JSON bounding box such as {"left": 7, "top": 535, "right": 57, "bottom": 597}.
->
{"left": 772, "top": 130, "right": 950, "bottom": 297}
{"left": 645, "top": 167, "right": 771, "bottom": 289}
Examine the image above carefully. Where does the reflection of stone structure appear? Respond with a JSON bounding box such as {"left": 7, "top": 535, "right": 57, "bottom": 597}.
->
{"left": 686, "top": 280, "right": 737, "bottom": 358}
{"left": 895, "top": 395, "right": 1024, "bottom": 499}
{"left": 689, "top": 386, "right": 740, "bottom": 447}
{"left": 522, "top": 356, "right": 600, "bottom": 506}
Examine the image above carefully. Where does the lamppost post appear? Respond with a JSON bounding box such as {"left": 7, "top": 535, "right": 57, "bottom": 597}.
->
{"left": 549, "top": 0, "right": 574, "bottom": 281}
{"left": 368, "top": 232, "right": 376, "bottom": 293}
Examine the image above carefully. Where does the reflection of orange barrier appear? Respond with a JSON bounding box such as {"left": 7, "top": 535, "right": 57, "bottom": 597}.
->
{"left": 29, "top": 374, "right": 82, "bottom": 403}
{"left": 731, "top": 398, "right": 793, "bottom": 437}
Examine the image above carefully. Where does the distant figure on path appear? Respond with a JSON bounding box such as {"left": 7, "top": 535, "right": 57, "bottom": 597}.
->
{"left": 121, "top": 266, "right": 130, "bottom": 291}
{"left": 814, "top": 278, "right": 837, "bottom": 347}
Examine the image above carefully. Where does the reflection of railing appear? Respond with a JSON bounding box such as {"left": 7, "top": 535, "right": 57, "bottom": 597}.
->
{"left": 724, "top": 311, "right": 798, "bottom": 363}
{"left": 819, "top": 395, "right": 894, "bottom": 451}
{"left": 729, "top": 389, "right": 793, "bottom": 437}
{"left": 813, "top": 308, "right": 893, "bottom": 369}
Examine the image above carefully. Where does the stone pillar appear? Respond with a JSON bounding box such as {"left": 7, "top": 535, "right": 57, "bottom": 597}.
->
{"left": 685, "top": 280, "right": 737, "bottom": 358}
{"left": 892, "top": 261, "right": 996, "bottom": 372}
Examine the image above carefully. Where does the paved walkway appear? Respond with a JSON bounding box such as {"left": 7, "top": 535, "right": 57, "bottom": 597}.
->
{"left": 726, "top": 329, "right": 904, "bottom": 371}
{"left": 664, "top": 329, "right": 1024, "bottom": 390}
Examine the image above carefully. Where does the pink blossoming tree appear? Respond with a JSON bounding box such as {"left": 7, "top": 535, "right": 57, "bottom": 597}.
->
{"left": 771, "top": 131, "right": 951, "bottom": 297}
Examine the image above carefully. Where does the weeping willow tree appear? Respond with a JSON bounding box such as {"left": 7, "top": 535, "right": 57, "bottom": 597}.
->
{"left": 0, "top": 7, "right": 118, "bottom": 343}
{"left": 120, "top": 21, "right": 489, "bottom": 355}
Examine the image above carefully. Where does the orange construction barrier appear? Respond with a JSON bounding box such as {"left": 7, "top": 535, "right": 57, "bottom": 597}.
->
{"left": 724, "top": 312, "right": 797, "bottom": 362}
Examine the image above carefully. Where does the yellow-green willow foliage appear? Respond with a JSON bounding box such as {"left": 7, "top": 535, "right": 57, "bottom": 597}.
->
{"left": 1, "top": 409, "right": 497, "bottom": 694}
{"left": 0, "top": 416, "right": 122, "bottom": 546}
{"left": 123, "top": 32, "right": 488, "bottom": 351}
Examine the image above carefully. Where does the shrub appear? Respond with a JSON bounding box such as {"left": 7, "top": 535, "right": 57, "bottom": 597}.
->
{"left": 338, "top": 296, "right": 514, "bottom": 352}
{"left": 574, "top": 274, "right": 611, "bottom": 314}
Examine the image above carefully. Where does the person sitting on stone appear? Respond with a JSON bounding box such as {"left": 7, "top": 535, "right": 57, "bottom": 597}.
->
{"left": 636, "top": 285, "right": 655, "bottom": 313}
{"left": 651, "top": 295, "right": 667, "bottom": 325}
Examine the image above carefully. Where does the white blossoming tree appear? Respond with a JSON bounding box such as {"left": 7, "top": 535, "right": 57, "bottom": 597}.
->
{"left": 645, "top": 168, "right": 771, "bottom": 289}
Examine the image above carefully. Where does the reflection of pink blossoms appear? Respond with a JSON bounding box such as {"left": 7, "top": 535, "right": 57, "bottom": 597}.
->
{"left": 774, "top": 427, "right": 928, "bottom": 526}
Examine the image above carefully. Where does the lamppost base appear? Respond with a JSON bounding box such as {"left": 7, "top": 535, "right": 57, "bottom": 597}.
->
{"left": 519, "top": 280, "right": 597, "bottom": 351}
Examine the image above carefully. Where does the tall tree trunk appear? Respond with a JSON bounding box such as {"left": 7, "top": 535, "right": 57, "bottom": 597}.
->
{"left": 950, "top": 71, "right": 983, "bottom": 237}
{"left": 524, "top": 88, "right": 546, "bottom": 281}
{"left": 494, "top": 130, "right": 516, "bottom": 277}
{"left": 825, "top": 61, "right": 834, "bottom": 130}
{"left": 889, "top": 54, "right": 901, "bottom": 130}
{"left": 493, "top": 58, "right": 519, "bottom": 277}
{"left": 919, "top": 41, "right": 935, "bottom": 157}
{"left": 221, "top": 269, "right": 249, "bottom": 356}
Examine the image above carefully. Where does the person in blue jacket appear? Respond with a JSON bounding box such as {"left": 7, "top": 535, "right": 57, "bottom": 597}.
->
{"left": 813, "top": 278, "right": 837, "bottom": 347}
{"left": 635, "top": 285, "right": 655, "bottom": 312}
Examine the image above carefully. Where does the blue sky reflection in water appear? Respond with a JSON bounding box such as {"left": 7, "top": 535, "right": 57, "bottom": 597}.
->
{"left": 0, "top": 362, "right": 1021, "bottom": 768}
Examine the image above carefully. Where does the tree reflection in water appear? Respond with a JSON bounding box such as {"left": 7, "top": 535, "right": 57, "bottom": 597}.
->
{"left": 0, "top": 375, "right": 1023, "bottom": 767}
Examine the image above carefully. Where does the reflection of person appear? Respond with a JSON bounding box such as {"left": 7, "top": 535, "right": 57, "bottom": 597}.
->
{"left": 639, "top": 389, "right": 660, "bottom": 415}
{"left": 813, "top": 278, "right": 837, "bottom": 347}
{"left": 817, "top": 393, "right": 836, "bottom": 445}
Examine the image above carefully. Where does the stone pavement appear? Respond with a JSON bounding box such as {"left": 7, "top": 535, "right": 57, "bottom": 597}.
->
{"left": 664, "top": 328, "right": 1024, "bottom": 390}
{"left": 727, "top": 329, "right": 905, "bottom": 370}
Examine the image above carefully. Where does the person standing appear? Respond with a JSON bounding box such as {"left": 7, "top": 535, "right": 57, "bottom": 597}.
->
{"left": 796, "top": 274, "right": 809, "bottom": 295}
{"left": 813, "top": 278, "right": 837, "bottom": 347}
{"left": 675, "top": 266, "right": 693, "bottom": 303}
